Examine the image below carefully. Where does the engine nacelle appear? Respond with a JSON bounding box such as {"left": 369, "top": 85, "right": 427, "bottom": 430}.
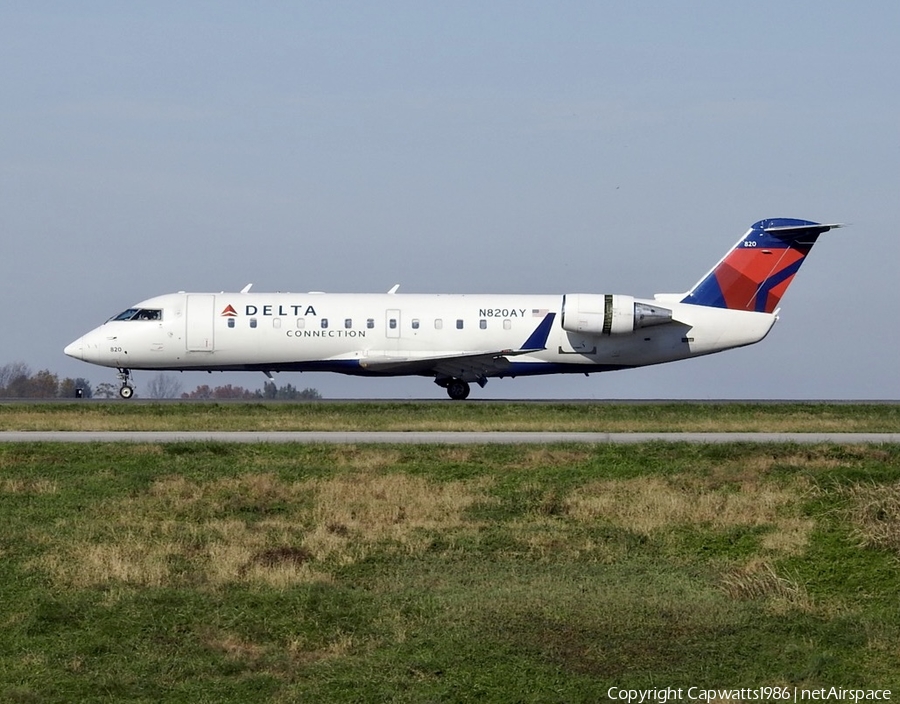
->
{"left": 561, "top": 293, "right": 673, "bottom": 335}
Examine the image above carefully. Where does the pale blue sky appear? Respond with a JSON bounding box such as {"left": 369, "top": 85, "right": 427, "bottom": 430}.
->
{"left": 2, "top": 2, "right": 898, "bottom": 398}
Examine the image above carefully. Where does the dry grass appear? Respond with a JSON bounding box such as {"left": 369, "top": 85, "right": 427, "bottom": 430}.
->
{"left": 200, "top": 627, "right": 360, "bottom": 673}
{"left": 203, "top": 630, "right": 267, "bottom": 664}
{"left": 835, "top": 481, "right": 900, "bottom": 555}
{"left": 32, "top": 472, "right": 489, "bottom": 590}
{"left": 429, "top": 447, "right": 477, "bottom": 464}
{"left": 304, "top": 473, "right": 488, "bottom": 559}
{"left": 0, "top": 477, "right": 57, "bottom": 494}
{"left": 720, "top": 559, "right": 811, "bottom": 612}
{"left": 328, "top": 447, "right": 404, "bottom": 471}
{"left": 565, "top": 475, "right": 813, "bottom": 554}
{"left": 29, "top": 456, "right": 821, "bottom": 591}
{"left": 508, "top": 515, "right": 627, "bottom": 564}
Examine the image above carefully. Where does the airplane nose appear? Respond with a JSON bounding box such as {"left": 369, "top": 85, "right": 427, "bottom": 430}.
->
{"left": 64, "top": 337, "right": 84, "bottom": 360}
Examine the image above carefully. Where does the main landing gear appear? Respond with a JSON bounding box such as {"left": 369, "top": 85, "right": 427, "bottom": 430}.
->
{"left": 446, "top": 379, "right": 470, "bottom": 401}
{"left": 117, "top": 368, "right": 135, "bottom": 399}
{"left": 435, "top": 377, "right": 472, "bottom": 400}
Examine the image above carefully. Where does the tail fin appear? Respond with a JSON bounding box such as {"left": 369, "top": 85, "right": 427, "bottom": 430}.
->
{"left": 680, "top": 218, "right": 841, "bottom": 313}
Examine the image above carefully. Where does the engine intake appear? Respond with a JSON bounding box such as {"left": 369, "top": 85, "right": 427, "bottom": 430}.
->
{"left": 561, "top": 294, "right": 673, "bottom": 335}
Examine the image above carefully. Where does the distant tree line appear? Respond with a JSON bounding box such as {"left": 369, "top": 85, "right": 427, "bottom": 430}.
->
{"left": 0, "top": 362, "right": 93, "bottom": 398}
{"left": 0, "top": 363, "right": 321, "bottom": 400}
{"left": 180, "top": 380, "right": 321, "bottom": 400}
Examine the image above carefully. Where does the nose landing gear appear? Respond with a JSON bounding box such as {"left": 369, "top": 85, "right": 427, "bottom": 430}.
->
{"left": 117, "top": 368, "right": 135, "bottom": 399}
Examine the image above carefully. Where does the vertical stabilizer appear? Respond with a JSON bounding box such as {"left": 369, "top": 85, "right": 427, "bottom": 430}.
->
{"left": 681, "top": 218, "right": 841, "bottom": 313}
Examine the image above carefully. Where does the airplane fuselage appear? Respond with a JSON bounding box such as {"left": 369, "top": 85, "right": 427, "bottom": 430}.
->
{"left": 65, "top": 290, "right": 775, "bottom": 376}
{"left": 63, "top": 219, "right": 838, "bottom": 399}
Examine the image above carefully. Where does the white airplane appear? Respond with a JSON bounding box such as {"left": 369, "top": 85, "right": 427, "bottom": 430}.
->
{"left": 65, "top": 218, "right": 839, "bottom": 400}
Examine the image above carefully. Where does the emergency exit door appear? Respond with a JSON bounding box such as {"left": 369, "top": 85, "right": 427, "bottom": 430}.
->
{"left": 386, "top": 309, "right": 401, "bottom": 339}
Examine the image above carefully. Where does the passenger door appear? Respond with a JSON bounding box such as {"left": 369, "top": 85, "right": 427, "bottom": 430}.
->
{"left": 186, "top": 295, "right": 216, "bottom": 351}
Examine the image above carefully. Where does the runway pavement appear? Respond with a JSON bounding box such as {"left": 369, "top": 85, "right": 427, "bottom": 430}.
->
{"left": 2, "top": 431, "right": 900, "bottom": 443}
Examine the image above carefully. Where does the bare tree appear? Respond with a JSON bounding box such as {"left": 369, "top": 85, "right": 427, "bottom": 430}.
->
{"left": 0, "top": 362, "right": 31, "bottom": 393}
{"left": 144, "top": 373, "right": 183, "bottom": 399}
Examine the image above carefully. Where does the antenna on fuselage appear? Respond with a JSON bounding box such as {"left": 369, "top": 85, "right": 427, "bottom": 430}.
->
{"left": 241, "top": 283, "right": 253, "bottom": 293}
{"left": 387, "top": 284, "right": 400, "bottom": 294}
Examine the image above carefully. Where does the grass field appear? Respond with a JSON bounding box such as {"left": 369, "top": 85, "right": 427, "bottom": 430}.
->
{"left": 3, "top": 441, "right": 900, "bottom": 702}
{"left": 1, "top": 401, "right": 899, "bottom": 432}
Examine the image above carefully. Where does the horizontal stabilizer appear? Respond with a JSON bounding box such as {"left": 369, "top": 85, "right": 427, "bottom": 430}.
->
{"left": 763, "top": 223, "right": 844, "bottom": 235}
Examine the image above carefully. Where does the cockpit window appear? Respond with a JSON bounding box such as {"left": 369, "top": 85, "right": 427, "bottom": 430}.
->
{"left": 135, "top": 309, "right": 162, "bottom": 320}
{"left": 110, "top": 308, "right": 162, "bottom": 322}
{"left": 111, "top": 309, "right": 139, "bottom": 321}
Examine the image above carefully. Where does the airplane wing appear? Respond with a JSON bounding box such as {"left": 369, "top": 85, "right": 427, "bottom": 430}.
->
{"left": 357, "top": 313, "right": 556, "bottom": 384}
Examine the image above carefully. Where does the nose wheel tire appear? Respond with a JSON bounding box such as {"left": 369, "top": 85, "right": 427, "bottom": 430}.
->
{"left": 446, "top": 379, "right": 470, "bottom": 400}
{"left": 116, "top": 368, "right": 135, "bottom": 399}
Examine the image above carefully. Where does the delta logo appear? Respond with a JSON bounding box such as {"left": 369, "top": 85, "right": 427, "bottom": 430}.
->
{"left": 220, "top": 303, "right": 319, "bottom": 317}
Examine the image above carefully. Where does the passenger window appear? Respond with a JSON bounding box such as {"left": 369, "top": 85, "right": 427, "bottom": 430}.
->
{"left": 344, "top": 318, "right": 352, "bottom": 329}
{"left": 321, "top": 318, "right": 329, "bottom": 329}
{"left": 456, "top": 319, "right": 464, "bottom": 330}
{"left": 479, "top": 319, "right": 487, "bottom": 330}
{"left": 503, "top": 319, "right": 512, "bottom": 330}
{"left": 367, "top": 318, "right": 375, "bottom": 329}
{"left": 389, "top": 319, "right": 397, "bottom": 329}
{"left": 435, "top": 319, "right": 443, "bottom": 330}
{"left": 227, "top": 318, "right": 235, "bottom": 328}
{"left": 250, "top": 318, "right": 258, "bottom": 328}
{"left": 273, "top": 318, "right": 281, "bottom": 329}
{"left": 296, "top": 318, "right": 305, "bottom": 329}
{"left": 412, "top": 319, "right": 420, "bottom": 330}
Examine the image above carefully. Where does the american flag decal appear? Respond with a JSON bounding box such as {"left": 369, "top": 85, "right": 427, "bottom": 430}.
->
{"left": 532, "top": 308, "right": 549, "bottom": 317}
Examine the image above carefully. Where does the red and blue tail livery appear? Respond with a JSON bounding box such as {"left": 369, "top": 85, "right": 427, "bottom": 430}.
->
{"left": 681, "top": 219, "right": 842, "bottom": 313}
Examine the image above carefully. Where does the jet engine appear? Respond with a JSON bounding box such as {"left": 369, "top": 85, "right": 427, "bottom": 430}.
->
{"left": 561, "top": 294, "right": 673, "bottom": 335}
